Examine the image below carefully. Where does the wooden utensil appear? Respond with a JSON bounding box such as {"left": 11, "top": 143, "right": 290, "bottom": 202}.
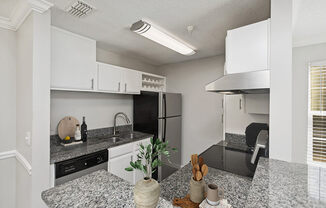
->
{"left": 194, "top": 163, "right": 200, "bottom": 171}
{"left": 201, "top": 164, "right": 208, "bottom": 177}
{"left": 195, "top": 171, "right": 202, "bottom": 181}
{"left": 191, "top": 154, "right": 196, "bottom": 166}
{"left": 192, "top": 167, "right": 196, "bottom": 179}
{"left": 58, "top": 116, "right": 80, "bottom": 140}
{"left": 198, "top": 156, "right": 204, "bottom": 168}
{"left": 193, "top": 154, "right": 198, "bottom": 165}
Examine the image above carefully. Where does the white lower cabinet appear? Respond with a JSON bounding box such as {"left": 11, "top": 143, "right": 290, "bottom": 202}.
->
{"left": 108, "top": 152, "right": 134, "bottom": 184}
{"left": 108, "top": 138, "right": 151, "bottom": 185}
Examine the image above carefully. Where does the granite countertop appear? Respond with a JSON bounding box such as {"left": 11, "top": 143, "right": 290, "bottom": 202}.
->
{"left": 50, "top": 131, "right": 154, "bottom": 164}
{"left": 246, "top": 157, "right": 326, "bottom": 208}
{"left": 160, "top": 163, "right": 252, "bottom": 208}
{"left": 42, "top": 170, "right": 172, "bottom": 208}
{"left": 42, "top": 163, "right": 252, "bottom": 208}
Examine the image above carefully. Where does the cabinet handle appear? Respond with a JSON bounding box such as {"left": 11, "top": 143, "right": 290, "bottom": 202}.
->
{"left": 239, "top": 99, "right": 242, "bottom": 110}
{"left": 125, "top": 83, "right": 127, "bottom": 92}
{"left": 131, "top": 155, "right": 133, "bottom": 161}
{"left": 118, "top": 82, "right": 120, "bottom": 91}
{"left": 91, "top": 79, "right": 94, "bottom": 90}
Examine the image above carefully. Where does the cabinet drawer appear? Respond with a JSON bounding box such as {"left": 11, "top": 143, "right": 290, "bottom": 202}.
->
{"left": 109, "top": 143, "right": 134, "bottom": 159}
{"left": 133, "top": 138, "right": 151, "bottom": 151}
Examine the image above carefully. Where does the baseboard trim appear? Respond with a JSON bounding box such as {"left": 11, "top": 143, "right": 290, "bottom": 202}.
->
{"left": 0, "top": 150, "right": 32, "bottom": 175}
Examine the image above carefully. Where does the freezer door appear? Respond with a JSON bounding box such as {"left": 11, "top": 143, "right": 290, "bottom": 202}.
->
{"left": 162, "top": 93, "right": 182, "bottom": 118}
{"left": 161, "top": 116, "right": 182, "bottom": 167}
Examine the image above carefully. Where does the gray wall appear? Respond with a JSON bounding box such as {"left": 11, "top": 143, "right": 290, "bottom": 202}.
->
{"left": 0, "top": 27, "right": 16, "bottom": 208}
{"left": 292, "top": 43, "right": 326, "bottom": 164}
{"left": 159, "top": 56, "right": 225, "bottom": 166}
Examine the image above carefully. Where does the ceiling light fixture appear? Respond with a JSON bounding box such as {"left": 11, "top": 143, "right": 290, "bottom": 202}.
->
{"left": 130, "top": 20, "right": 196, "bottom": 56}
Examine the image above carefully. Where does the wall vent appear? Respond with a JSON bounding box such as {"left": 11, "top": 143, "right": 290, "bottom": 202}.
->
{"left": 66, "top": 0, "right": 95, "bottom": 18}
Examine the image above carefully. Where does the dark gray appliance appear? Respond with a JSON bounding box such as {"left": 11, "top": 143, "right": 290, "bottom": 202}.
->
{"left": 55, "top": 150, "right": 108, "bottom": 186}
{"left": 133, "top": 91, "right": 182, "bottom": 181}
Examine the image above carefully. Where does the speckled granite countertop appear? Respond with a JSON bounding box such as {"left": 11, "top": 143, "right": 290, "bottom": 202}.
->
{"left": 42, "top": 170, "right": 172, "bottom": 208}
{"left": 50, "top": 131, "right": 153, "bottom": 164}
{"left": 246, "top": 157, "right": 326, "bottom": 208}
{"left": 160, "top": 163, "right": 252, "bottom": 208}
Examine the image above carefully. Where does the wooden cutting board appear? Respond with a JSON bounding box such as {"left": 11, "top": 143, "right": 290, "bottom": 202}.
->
{"left": 58, "top": 116, "right": 80, "bottom": 140}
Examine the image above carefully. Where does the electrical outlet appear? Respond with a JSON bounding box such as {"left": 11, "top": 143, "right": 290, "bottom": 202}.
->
{"left": 25, "top": 132, "right": 31, "bottom": 146}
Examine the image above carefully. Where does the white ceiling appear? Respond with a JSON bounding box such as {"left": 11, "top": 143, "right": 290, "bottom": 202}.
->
{"left": 0, "top": 0, "right": 19, "bottom": 19}
{"left": 293, "top": 0, "right": 326, "bottom": 47}
{"left": 51, "top": 0, "right": 270, "bottom": 66}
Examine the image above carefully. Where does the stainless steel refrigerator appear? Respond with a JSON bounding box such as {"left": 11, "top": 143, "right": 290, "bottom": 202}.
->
{"left": 133, "top": 91, "right": 182, "bottom": 181}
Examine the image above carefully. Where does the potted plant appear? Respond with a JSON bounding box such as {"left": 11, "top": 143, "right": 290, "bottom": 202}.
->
{"left": 125, "top": 138, "right": 176, "bottom": 208}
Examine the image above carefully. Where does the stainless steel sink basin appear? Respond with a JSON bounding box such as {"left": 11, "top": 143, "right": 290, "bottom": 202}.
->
{"left": 108, "top": 137, "right": 121, "bottom": 143}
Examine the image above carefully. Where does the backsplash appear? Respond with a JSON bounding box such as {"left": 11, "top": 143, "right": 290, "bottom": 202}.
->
{"left": 50, "top": 124, "right": 132, "bottom": 144}
{"left": 225, "top": 133, "right": 246, "bottom": 145}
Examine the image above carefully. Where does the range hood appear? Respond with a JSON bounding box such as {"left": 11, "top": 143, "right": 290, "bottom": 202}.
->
{"left": 205, "top": 70, "right": 270, "bottom": 94}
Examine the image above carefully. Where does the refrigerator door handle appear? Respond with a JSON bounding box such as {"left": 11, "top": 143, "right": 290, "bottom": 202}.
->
{"left": 162, "top": 94, "right": 167, "bottom": 142}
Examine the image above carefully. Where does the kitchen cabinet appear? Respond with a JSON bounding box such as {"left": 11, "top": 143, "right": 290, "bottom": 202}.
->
{"left": 51, "top": 27, "right": 97, "bottom": 90}
{"left": 97, "top": 62, "right": 141, "bottom": 94}
{"left": 108, "top": 138, "right": 151, "bottom": 184}
{"left": 108, "top": 152, "right": 134, "bottom": 184}
{"left": 245, "top": 94, "right": 269, "bottom": 114}
{"left": 225, "top": 19, "right": 270, "bottom": 74}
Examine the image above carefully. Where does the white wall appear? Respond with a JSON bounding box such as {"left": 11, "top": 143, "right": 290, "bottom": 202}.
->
{"left": 96, "top": 47, "right": 159, "bottom": 74}
{"left": 0, "top": 27, "right": 16, "bottom": 208}
{"left": 51, "top": 91, "right": 133, "bottom": 135}
{"left": 269, "top": 0, "right": 293, "bottom": 162}
{"left": 16, "top": 13, "right": 33, "bottom": 208}
{"left": 31, "top": 11, "right": 51, "bottom": 208}
{"left": 292, "top": 43, "right": 326, "bottom": 164}
{"left": 225, "top": 95, "right": 269, "bottom": 135}
{"left": 159, "top": 56, "right": 224, "bottom": 166}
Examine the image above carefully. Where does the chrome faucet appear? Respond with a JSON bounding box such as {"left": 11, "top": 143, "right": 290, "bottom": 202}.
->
{"left": 113, "top": 112, "right": 131, "bottom": 136}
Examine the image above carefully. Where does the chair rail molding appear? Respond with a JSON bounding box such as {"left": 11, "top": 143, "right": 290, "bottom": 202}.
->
{"left": 0, "top": 150, "right": 32, "bottom": 175}
{"left": 0, "top": 0, "right": 53, "bottom": 31}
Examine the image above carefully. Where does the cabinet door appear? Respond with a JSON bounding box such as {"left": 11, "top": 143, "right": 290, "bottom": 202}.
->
{"left": 51, "top": 27, "right": 96, "bottom": 90}
{"left": 97, "top": 63, "right": 123, "bottom": 92}
{"left": 123, "top": 69, "right": 141, "bottom": 94}
{"left": 108, "top": 153, "right": 134, "bottom": 184}
{"left": 226, "top": 19, "right": 270, "bottom": 74}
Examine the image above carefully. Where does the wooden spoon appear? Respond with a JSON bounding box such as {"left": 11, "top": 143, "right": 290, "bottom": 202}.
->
{"left": 198, "top": 156, "right": 204, "bottom": 168}
{"left": 201, "top": 164, "right": 208, "bottom": 177}
{"left": 195, "top": 171, "right": 202, "bottom": 181}
{"left": 191, "top": 154, "right": 196, "bottom": 166}
{"left": 194, "top": 163, "right": 200, "bottom": 171}
{"left": 193, "top": 154, "right": 198, "bottom": 165}
{"left": 192, "top": 167, "right": 196, "bottom": 179}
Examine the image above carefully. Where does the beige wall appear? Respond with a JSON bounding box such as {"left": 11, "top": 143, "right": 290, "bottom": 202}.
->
{"left": 159, "top": 56, "right": 225, "bottom": 165}
{"left": 96, "top": 47, "right": 159, "bottom": 74}
{"left": 0, "top": 27, "right": 16, "bottom": 208}
{"left": 292, "top": 43, "right": 326, "bottom": 164}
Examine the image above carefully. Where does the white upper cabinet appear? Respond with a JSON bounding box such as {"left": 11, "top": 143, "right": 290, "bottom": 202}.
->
{"left": 97, "top": 62, "right": 141, "bottom": 94}
{"left": 123, "top": 69, "right": 142, "bottom": 94}
{"left": 225, "top": 19, "right": 270, "bottom": 74}
{"left": 98, "top": 63, "right": 123, "bottom": 93}
{"left": 51, "top": 27, "right": 97, "bottom": 90}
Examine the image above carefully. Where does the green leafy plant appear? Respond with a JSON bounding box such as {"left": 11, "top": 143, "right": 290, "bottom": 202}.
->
{"left": 125, "top": 138, "right": 176, "bottom": 179}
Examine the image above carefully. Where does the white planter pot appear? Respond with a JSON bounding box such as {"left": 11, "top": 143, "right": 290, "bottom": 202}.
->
{"left": 134, "top": 177, "right": 160, "bottom": 208}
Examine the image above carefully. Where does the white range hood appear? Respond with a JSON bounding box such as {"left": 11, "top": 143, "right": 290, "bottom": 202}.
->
{"left": 205, "top": 70, "right": 270, "bottom": 94}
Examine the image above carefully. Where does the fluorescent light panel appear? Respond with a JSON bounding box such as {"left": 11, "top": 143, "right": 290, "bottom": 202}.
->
{"left": 131, "top": 20, "right": 195, "bottom": 56}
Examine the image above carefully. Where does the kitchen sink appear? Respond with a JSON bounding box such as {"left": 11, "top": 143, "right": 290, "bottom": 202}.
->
{"left": 108, "top": 136, "right": 120, "bottom": 143}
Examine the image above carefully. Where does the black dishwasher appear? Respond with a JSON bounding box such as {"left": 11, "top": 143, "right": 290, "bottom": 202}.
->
{"left": 55, "top": 150, "right": 108, "bottom": 186}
